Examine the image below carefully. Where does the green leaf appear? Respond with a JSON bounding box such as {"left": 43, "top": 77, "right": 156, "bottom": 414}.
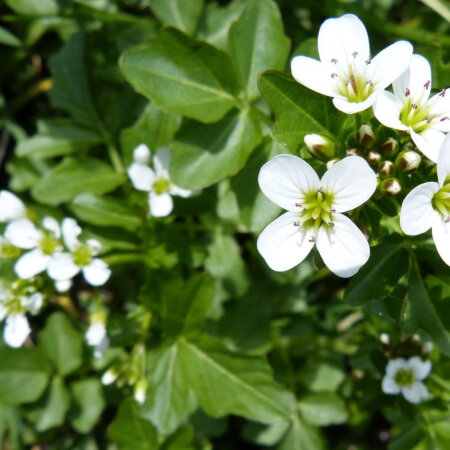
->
{"left": 0, "top": 26, "right": 21, "bottom": 47}
{"left": 49, "top": 33, "right": 100, "bottom": 128}
{"left": 39, "top": 312, "right": 83, "bottom": 377}
{"left": 179, "top": 336, "right": 296, "bottom": 425}
{"left": 171, "top": 108, "right": 261, "bottom": 190}
{"left": 345, "top": 244, "right": 408, "bottom": 305}
{"left": 4, "top": 0, "right": 59, "bottom": 15}
{"left": 149, "top": 0, "right": 204, "bottom": 35}
{"left": 141, "top": 343, "right": 197, "bottom": 435}
{"left": 16, "top": 120, "right": 102, "bottom": 159}
{"left": 0, "top": 347, "right": 50, "bottom": 405}
{"left": 258, "top": 71, "right": 346, "bottom": 145}
{"left": 279, "top": 415, "right": 325, "bottom": 450}
{"left": 70, "top": 193, "right": 142, "bottom": 231}
{"left": 109, "top": 399, "right": 159, "bottom": 450}
{"left": 228, "top": 0, "right": 290, "bottom": 101}
{"left": 32, "top": 157, "right": 126, "bottom": 206}
{"left": 120, "top": 27, "right": 240, "bottom": 123}
{"left": 298, "top": 393, "right": 348, "bottom": 426}
{"left": 407, "top": 259, "right": 450, "bottom": 356}
{"left": 298, "top": 360, "right": 345, "bottom": 393}
{"left": 69, "top": 378, "right": 105, "bottom": 434}
{"left": 205, "top": 230, "right": 250, "bottom": 297}
{"left": 121, "top": 102, "right": 181, "bottom": 166}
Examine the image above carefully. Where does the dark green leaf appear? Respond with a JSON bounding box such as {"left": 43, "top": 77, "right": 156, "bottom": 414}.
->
{"left": 298, "top": 393, "right": 348, "bottom": 426}
{"left": 279, "top": 415, "right": 325, "bottom": 450}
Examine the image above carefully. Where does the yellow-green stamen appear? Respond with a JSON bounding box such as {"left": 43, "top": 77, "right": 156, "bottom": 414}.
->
{"left": 394, "top": 369, "right": 415, "bottom": 387}
{"left": 73, "top": 244, "right": 94, "bottom": 267}
{"left": 153, "top": 177, "right": 170, "bottom": 195}
{"left": 432, "top": 182, "right": 450, "bottom": 221}
{"left": 38, "top": 233, "right": 59, "bottom": 255}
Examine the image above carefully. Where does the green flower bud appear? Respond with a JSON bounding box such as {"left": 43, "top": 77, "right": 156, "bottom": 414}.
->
{"left": 380, "top": 178, "right": 401, "bottom": 196}
{"left": 395, "top": 150, "right": 421, "bottom": 173}
{"left": 366, "top": 150, "right": 381, "bottom": 166}
{"left": 357, "top": 123, "right": 376, "bottom": 149}
{"left": 346, "top": 147, "right": 363, "bottom": 157}
{"left": 325, "top": 158, "right": 340, "bottom": 170}
{"left": 380, "top": 137, "right": 399, "bottom": 156}
{"left": 378, "top": 160, "right": 395, "bottom": 178}
{"left": 304, "top": 134, "right": 335, "bottom": 160}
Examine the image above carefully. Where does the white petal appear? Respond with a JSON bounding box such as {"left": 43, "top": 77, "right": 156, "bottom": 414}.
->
{"left": 291, "top": 56, "right": 335, "bottom": 97}
{"left": 429, "top": 93, "right": 450, "bottom": 131}
{"left": 332, "top": 92, "right": 377, "bottom": 114}
{"left": 432, "top": 217, "right": 450, "bottom": 266}
{"left": 15, "top": 249, "right": 50, "bottom": 279}
{"left": 55, "top": 279, "right": 72, "bottom": 292}
{"left": 47, "top": 253, "right": 80, "bottom": 281}
{"left": 86, "top": 239, "right": 102, "bottom": 254}
{"left": 386, "top": 358, "right": 408, "bottom": 376}
{"left": 82, "top": 258, "right": 111, "bottom": 286}
{"left": 153, "top": 146, "right": 171, "bottom": 176}
{"left": 369, "top": 41, "right": 413, "bottom": 90}
{"left": 257, "top": 211, "right": 315, "bottom": 272}
{"left": 0, "top": 304, "right": 6, "bottom": 321}
{"left": 4, "top": 314, "right": 30, "bottom": 348}
{"left": 258, "top": 154, "right": 320, "bottom": 212}
{"left": 94, "top": 335, "right": 110, "bottom": 358}
{"left": 42, "top": 216, "right": 60, "bottom": 238}
{"left": 407, "top": 357, "right": 432, "bottom": 381}
{"left": 169, "top": 184, "right": 192, "bottom": 198}
{"left": 402, "top": 381, "right": 429, "bottom": 404}
{"left": 318, "top": 14, "right": 370, "bottom": 67}
{"left": 133, "top": 144, "right": 151, "bottom": 165}
{"left": 86, "top": 322, "right": 106, "bottom": 346}
{"left": 437, "top": 133, "right": 450, "bottom": 186}
{"left": 127, "top": 162, "right": 154, "bottom": 192}
{"left": 4, "top": 219, "right": 40, "bottom": 249}
{"left": 148, "top": 191, "right": 173, "bottom": 217}
{"left": 25, "top": 293, "right": 43, "bottom": 315}
{"left": 61, "top": 218, "right": 82, "bottom": 251}
{"left": 316, "top": 213, "right": 370, "bottom": 278}
{"left": 101, "top": 370, "right": 117, "bottom": 385}
{"left": 410, "top": 128, "right": 446, "bottom": 163}
{"left": 0, "top": 191, "right": 26, "bottom": 222}
{"left": 382, "top": 375, "right": 401, "bottom": 394}
{"left": 320, "top": 156, "right": 377, "bottom": 212}
{"left": 373, "top": 91, "right": 408, "bottom": 131}
{"left": 393, "top": 54, "right": 432, "bottom": 104}
{"left": 400, "top": 182, "right": 440, "bottom": 235}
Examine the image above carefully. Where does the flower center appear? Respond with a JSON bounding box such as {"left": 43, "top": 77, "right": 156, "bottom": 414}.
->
{"left": 73, "top": 244, "right": 94, "bottom": 267}
{"left": 153, "top": 177, "right": 170, "bottom": 195}
{"left": 3, "top": 297, "right": 25, "bottom": 315}
{"left": 394, "top": 369, "right": 415, "bottom": 387}
{"left": 432, "top": 182, "right": 450, "bottom": 222}
{"left": 294, "top": 189, "right": 335, "bottom": 239}
{"left": 38, "top": 233, "right": 59, "bottom": 256}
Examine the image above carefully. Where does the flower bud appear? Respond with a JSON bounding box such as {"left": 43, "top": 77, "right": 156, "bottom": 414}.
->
{"left": 134, "top": 379, "right": 147, "bottom": 404}
{"left": 304, "top": 134, "right": 335, "bottom": 160}
{"left": 346, "top": 147, "right": 363, "bottom": 157}
{"left": 380, "top": 178, "right": 401, "bottom": 196}
{"left": 133, "top": 144, "right": 151, "bottom": 165}
{"left": 357, "top": 123, "right": 376, "bottom": 149}
{"left": 395, "top": 150, "right": 421, "bottom": 173}
{"left": 378, "top": 160, "right": 395, "bottom": 178}
{"left": 380, "top": 137, "right": 399, "bottom": 156}
{"left": 366, "top": 150, "right": 381, "bottom": 166}
{"left": 325, "top": 158, "right": 340, "bottom": 170}
{"left": 422, "top": 341, "right": 434, "bottom": 355}
{"left": 380, "top": 333, "right": 390, "bottom": 345}
{"left": 101, "top": 369, "right": 118, "bottom": 385}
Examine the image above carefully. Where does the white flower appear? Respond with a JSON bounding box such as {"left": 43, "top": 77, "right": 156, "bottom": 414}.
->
{"left": 85, "top": 313, "right": 110, "bottom": 358}
{"left": 5, "top": 217, "right": 62, "bottom": 279}
{"left": 127, "top": 146, "right": 191, "bottom": 217}
{"left": 291, "top": 14, "right": 413, "bottom": 114}
{"left": 400, "top": 134, "right": 450, "bottom": 265}
{"left": 0, "top": 285, "right": 43, "bottom": 348}
{"left": 374, "top": 54, "right": 450, "bottom": 162}
{"left": 101, "top": 369, "right": 118, "bottom": 385}
{"left": 257, "top": 155, "right": 377, "bottom": 277}
{"left": 382, "top": 356, "right": 431, "bottom": 404}
{"left": 132, "top": 143, "right": 151, "bottom": 165}
{"left": 47, "top": 218, "right": 111, "bottom": 286}
{"left": 0, "top": 191, "right": 26, "bottom": 223}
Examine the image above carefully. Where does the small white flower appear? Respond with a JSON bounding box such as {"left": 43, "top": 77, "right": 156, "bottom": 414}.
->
{"left": 85, "top": 314, "right": 110, "bottom": 358}
{"left": 127, "top": 146, "right": 191, "bottom": 217}
{"left": 382, "top": 356, "right": 431, "bottom": 404}
{"left": 257, "top": 155, "right": 377, "bottom": 277}
{"left": 374, "top": 54, "right": 450, "bottom": 162}
{"left": 132, "top": 143, "right": 151, "bottom": 165}
{"left": 400, "top": 134, "right": 450, "bottom": 265}
{"left": 291, "top": 14, "right": 413, "bottom": 114}
{"left": 101, "top": 369, "right": 118, "bottom": 385}
{"left": 5, "top": 217, "right": 62, "bottom": 279}
{"left": 54, "top": 279, "right": 73, "bottom": 292}
{"left": 47, "top": 218, "right": 111, "bottom": 286}
{"left": 0, "top": 191, "right": 26, "bottom": 223}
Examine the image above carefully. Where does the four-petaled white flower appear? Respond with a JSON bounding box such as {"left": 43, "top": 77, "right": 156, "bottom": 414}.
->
{"left": 374, "top": 54, "right": 450, "bottom": 162}
{"left": 85, "top": 313, "right": 110, "bottom": 358}
{"left": 400, "top": 134, "right": 450, "bottom": 265}
{"left": 0, "top": 190, "right": 26, "bottom": 223}
{"left": 0, "top": 283, "right": 43, "bottom": 348}
{"left": 291, "top": 14, "right": 413, "bottom": 114}
{"left": 5, "top": 217, "right": 62, "bottom": 279}
{"left": 47, "top": 218, "right": 111, "bottom": 286}
{"left": 257, "top": 155, "right": 377, "bottom": 277}
{"left": 382, "top": 356, "right": 431, "bottom": 404}
{"left": 128, "top": 145, "right": 191, "bottom": 217}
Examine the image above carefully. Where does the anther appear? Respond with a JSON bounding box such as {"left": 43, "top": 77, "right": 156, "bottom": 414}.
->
{"left": 405, "top": 88, "right": 410, "bottom": 97}
{"left": 445, "top": 216, "right": 450, "bottom": 224}
{"left": 331, "top": 58, "right": 337, "bottom": 64}
{"left": 439, "top": 89, "right": 447, "bottom": 97}
{"left": 331, "top": 73, "right": 338, "bottom": 78}
{"left": 440, "top": 116, "right": 449, "bottom": 122}
{"left": 295, "top": 202, "right": 302, "bottom": 207}
{"left": 365, "top": 59, "right": 371, "bottom": 65}
{"left": 309, "top": 236, "right": 315, "bottom": 243}
{"left": 426, "top": 117, "right": 431, "bottom": 123}
{"left": 411, "top": 104, "right": 418, "bottom": 109}
{"left": 366, "top": 81, "right": 373, "bottom": 86}
{"left": 424, "top": 80, "right": 431, "bottom": 89}
{"left": 352, "top": 51, "right": 358, "bottom": 58}
{"left": 330, "top": 208, "right": 336, "bottom": 213}
{"left": 293, "top": 221, "right": 300, "bottom": 227}
{"left": 317, "top": 187, "right": 323, "bottom": 193}
{"left": 328, "top": 222, "right": 335, "bottom": 227}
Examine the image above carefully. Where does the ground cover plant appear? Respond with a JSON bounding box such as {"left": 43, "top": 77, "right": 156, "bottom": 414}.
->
{"left": 0, "top": 0, "right": 450, "bottom": 448}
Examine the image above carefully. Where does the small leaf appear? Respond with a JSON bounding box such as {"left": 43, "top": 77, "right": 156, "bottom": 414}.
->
{"left": 298, "top": 393, "right": 348, "bottom": 426}
{"left": 32, "top": 157, "right": 126, "bottom": 206}
{"left": 4, "top": 0, "right": 59, "bottom": 15}
{"left": 279, "top": 415, "right": 325, "bottom": 450}
{"left": 120, "top": 27, "right": 240, "bottom": 123}
{"left": 0, "top": 26, "right": 21, "bottom": 47}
